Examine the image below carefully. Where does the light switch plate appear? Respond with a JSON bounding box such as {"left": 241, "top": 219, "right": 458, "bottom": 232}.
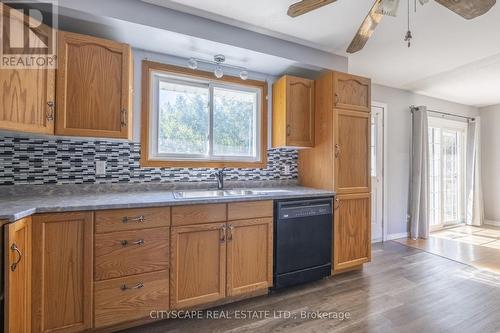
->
{"left": 96, "top": 160, "right": 106, "bottom": 176}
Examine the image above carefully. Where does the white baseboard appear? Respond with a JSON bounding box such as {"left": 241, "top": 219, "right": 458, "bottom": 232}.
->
{"left": 386, "top": 232, "right": 409, "bottom": 241}
{"left": 485, "top": 220, "right": 500, "bottom": 227}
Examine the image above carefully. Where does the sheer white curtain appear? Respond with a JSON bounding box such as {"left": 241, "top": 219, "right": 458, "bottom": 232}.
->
{"left": 466, "top": 118, "right": 484, "bottom": 226}
{"left": 409, "top": 106, "right": 430, "bottom": 239}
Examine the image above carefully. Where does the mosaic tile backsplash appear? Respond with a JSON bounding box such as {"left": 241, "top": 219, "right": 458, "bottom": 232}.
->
{"left": 0, "top": 135, "right": 298, "bottom": 186}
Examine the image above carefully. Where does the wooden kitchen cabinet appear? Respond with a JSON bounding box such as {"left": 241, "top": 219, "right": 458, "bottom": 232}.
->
{"left": 4, "top": 217, "right": 32, "bottom": 333}
{"left": 333, "top": 193, "right": 371, "bottom": 271}
{"left": 299, "top": 70, "right": 371, "bottom": 274}
{"left": 170, "top": 222, "right": 227, "bottom": 309}
{"left": 333, "top": 72, "right": 371, "bottom": 112}
{"left": 55, "top": 31, "right": 133, "bottom": 139}
{"left": 226, "top": 218, "right": 273, "bottom": 296}
{"left": 334, "top": 109, "right": 371, "bottom": 194}
{"left": 272, "top": 75, "right": 315, "bottom": 148}
{"left": 0, "top": 3, "right": 55, "bottom": 135}
{"left": 32, "top": 212, "right": 93, "bottom": 333}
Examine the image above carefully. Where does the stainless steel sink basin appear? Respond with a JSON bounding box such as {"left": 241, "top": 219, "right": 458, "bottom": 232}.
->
{"left": 172, "top": 188, "right": 291, "bottom": 199}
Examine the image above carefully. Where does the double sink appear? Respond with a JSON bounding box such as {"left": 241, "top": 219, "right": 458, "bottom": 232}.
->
{"left": 173, "top": 189, "right": 291, "bottom": 199}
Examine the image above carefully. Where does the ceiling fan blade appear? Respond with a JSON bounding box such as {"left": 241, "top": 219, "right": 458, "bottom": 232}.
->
{"left": 347, "top": 0, "right": 384, "bottom": 54}
{"left": 434, "top": 0, "right": 496, "bottom": 19}
{"left": 287, "top": 0, "right": 337, "bottom": 17}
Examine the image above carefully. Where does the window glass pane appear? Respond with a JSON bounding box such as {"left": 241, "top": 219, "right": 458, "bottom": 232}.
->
{"left": 213, "top": 87, "right": 257, "bottom": 157}
{"left": 157, "top": 80, "right": 209, "bottom": 155}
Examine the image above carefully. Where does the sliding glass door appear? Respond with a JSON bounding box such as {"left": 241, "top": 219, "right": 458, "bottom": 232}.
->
{"left": 428, "top": 117, "right": 467, "bottom": 230}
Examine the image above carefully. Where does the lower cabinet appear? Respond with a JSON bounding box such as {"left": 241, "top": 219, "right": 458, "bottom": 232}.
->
{"left": 170, "top": 201, "right": 274, "bottom": 309}
{"left": 226, "top": 218, "right": 273, "bottom": 297}
{"left": 32, "top": 212, "right": 94, "bottom": 333}
{"left": 333, "top": 193, "right": 371, "bottom": 271}
{"left": 170, "top": 223, "right": 227, "bottom": 309}
{"left": 94, "top": 270, "right": 169, "bottom": 328}
{"left": 4, "top": 217, "right": 32, "bottom": 333}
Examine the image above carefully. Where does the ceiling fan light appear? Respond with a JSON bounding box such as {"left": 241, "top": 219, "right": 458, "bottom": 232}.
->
{"left": 376, "top": 0, "right": 401, "bottom": 17}
{"left": 214, "top": 65, "right": 224, "bottom": 79}
{"left": 188, "top": 57, "right": 198, "bottom": 70}
{"left": 239, "top": 70, "right": 248, "bottom": 80}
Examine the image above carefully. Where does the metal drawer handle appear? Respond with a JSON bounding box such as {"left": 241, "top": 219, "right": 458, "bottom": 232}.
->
{"left": 121, "top": 239, "right": 145, "bottom": 246}
{"left": 122, "top": 215, "right": 145, "bottom": 224}
{"left": 10, "top": 243, "right": 22, "bottom": 272}
{"left": 227, "top": 225, "right": 234, "bottom": 241}
{"left": 121, "top": 108, "right": 128, "bottom": 127}
{"left": 120, "top": 282, "right": 144, "bottom": 291}
{"left": 286, "top": 124, "right": 291, "bottom": 137}
{"left": 334, "top": 198, "right": 343, "bottom": 211}
{"left": 335, "top": 144, "right": 341, "bottom": 158}
{"left": 46, "top": 101, "right": 55, "bottom": 121}
{"left": 220, "top": 225, "right": 226, "bottom": 243}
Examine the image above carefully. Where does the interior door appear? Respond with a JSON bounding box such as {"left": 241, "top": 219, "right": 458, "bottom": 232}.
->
{"left": 371, "top": 106, "right": 384, "bottom": 242}
{"left": 226, "top": 218, "right": 273, "bottom": 296}
{"left": 170, "top": 223, "right": 226, "bottom": 309}
{"left": 4, "top": 217, "right": 32, "bottom": 333}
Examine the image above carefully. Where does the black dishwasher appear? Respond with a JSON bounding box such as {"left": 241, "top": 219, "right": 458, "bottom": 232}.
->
{"left": 273, "top": 197, "right": 333, "bottom": 289}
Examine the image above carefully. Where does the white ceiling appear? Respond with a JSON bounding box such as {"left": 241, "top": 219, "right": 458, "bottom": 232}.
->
{"left": 142, "top": 0, "right": 500, "bottom": 107}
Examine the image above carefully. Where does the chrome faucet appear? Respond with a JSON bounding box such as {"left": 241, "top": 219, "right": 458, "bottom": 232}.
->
{"left": 212, "top": 168, "right": 226, "bottom": 190}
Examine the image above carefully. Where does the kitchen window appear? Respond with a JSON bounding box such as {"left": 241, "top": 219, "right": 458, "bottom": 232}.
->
{"left": 428, "top": 117, "right": 467, "bottom": 229}
{"left": 141, "top": 61, "right": 268, "bottom": 168}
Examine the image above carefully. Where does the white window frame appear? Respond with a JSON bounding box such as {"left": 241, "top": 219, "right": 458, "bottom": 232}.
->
{"left": 149, "top": 71, "right": 262, "bottom": 163}
{"left": 428, "top": 116, "right": 468, "bottom": 230}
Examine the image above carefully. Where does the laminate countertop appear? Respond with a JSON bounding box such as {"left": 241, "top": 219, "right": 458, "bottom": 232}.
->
{"left": 0, "top": 182, "right": 334, "bottom": 222}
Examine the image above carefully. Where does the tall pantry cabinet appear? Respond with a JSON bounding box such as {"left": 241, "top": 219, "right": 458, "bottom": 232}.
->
{"left": 299, "top": 71, "right": 372, "bottom": 273}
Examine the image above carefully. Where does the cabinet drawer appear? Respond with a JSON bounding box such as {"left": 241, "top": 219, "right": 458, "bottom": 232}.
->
{"left": 95, "top": 207, "right": 170, "bottom": 233}
{"left": 228, "top": 201, "right": 273, "bottom": 220}
{"left": 95, "top": 227, "right": 169, "bottom": 280}
{"left": 94, "top": 270, "right": 169, "bottom": 328}
{"left": 172, "top": 204, "right": 226, "bottom": 226}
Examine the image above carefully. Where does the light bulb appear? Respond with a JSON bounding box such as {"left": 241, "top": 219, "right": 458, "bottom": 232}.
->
{"left": 239, "top": 70, "right": 248, "bottom": 80}
{"left": 214, "top": 65, "right": 224, "bottom": 79}
{"left": 188, "top": 58, "right": 198, "bottom": 70}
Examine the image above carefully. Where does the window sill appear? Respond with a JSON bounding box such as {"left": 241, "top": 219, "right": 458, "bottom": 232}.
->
{"left": 139, "top": 157, "right": 268, "bottom": 169}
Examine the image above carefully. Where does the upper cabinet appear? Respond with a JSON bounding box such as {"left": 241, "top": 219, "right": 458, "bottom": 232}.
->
{"left": 272, "top": 75, "right": 315, "bottom": 148}
{"left": 0, "top": 4, "right": 55, "bottom": 135}
{"left": 333, "top": 72, "right": 371, "bottom": 112}
{"left": 55, "top": 31, "right": 133, "bottom": 139}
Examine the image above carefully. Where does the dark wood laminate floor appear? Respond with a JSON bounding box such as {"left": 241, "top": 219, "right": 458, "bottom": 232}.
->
{"left": 121, "top": 242, "right": 500, "bottom": 333}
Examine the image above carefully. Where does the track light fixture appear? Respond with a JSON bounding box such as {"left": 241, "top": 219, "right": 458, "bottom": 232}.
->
{"left": 186, "top": 54, "right": 249, "bottom": 80}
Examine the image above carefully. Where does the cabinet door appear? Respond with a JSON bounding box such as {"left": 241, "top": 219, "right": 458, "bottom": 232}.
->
{"left": 227, "top": 218, "right": 273, "bottom": 296}
{"left": 0, "top": 5, "right": 55, "bottom": 135}
{"left": 56, "top": 31, "right": 132, "bottom": 139}
{"left": 333, "top": 193, "right": 371, "bottom": 271}
{"left": 4, "top": 217, "right": 32, "bottom": 333}
{"left": 333, "top": 72, "right": 370, "bottom": 112}
{"left": 286, "top": 76, "right": 315, "bottom": 147}
{"left": 32, "top": 212, "right": 93, "bottom": 333}
{"left": 170, "top": 223, "right": 226, "bottom": 309}
{"left": 334, "top": 109, "right": 371, "bottom": 194}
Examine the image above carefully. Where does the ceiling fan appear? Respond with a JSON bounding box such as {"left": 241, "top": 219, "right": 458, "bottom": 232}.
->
{"left": 287, "top": 0, "right": 496, "bottom": 53}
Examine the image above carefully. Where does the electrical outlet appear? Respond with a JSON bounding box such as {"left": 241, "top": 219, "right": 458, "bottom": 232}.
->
{"left": 283, "top": 164, "right": 291, "bottom": 175}
{"left": 96, "top": 160, "right": 107, "bottom": 176}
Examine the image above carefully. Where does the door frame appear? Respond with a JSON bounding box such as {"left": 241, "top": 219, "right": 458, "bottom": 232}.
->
{"left": 372, "top": 101, "right": 388, "bottom": 242}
